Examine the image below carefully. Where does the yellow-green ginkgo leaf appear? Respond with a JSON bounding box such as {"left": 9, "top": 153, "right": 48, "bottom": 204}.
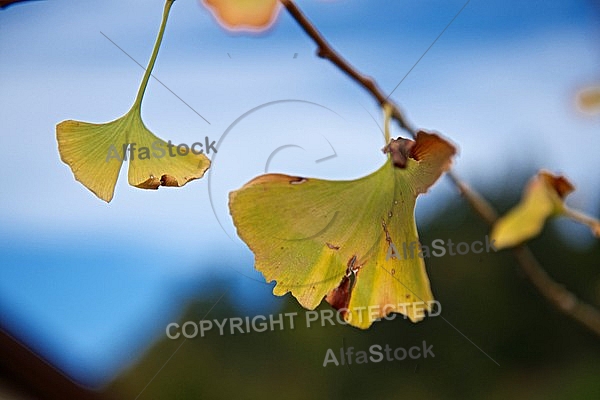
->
{"left": 57, "top": 0, "right": 210, "bottom": 202}
{"left": 201, "top": 0, "right": 280, "bottom": 31}
{"left": 229, "top": 129, "right": 456, "bottom": 329}
{"left": 578, "top": 86, "right": 600, "bottom": 114}
{"left": 491, "top": 170, "right": 600, "bottom": 248}
{"left": 490, "top": 171, "right": 575, "bottom": 249}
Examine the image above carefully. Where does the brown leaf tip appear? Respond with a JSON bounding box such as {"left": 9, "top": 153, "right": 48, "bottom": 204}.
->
{"left": 383, "top": 130, "right": 457, "bottom": 169}
{"left": 539, "top": 170, "right": 575, "bottom": 199}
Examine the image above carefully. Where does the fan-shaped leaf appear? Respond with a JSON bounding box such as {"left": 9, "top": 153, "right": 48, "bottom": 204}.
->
{"left": 229, "top": 130, "right": 456, "bottom": 329}
{"left": 56, "top": 0, "right": 210, "bottom": 202}
{"left": 491, "top": 171, "right": 574, "bottom": 249}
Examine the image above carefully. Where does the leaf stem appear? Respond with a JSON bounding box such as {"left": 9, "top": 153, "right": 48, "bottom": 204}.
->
{"left": 133, "top": 0, "right": 175, "bottom": 110}
{"left": 563, "top": 207, "right": 600, "bottom": 237}
{"left": 383, "top": 104, "right": 392, "bottom": 144}
{"left": 280, "top": 0, "right": 600, "bottom": 339}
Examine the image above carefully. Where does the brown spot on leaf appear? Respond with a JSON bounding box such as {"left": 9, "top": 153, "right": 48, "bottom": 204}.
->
{"left": 326, "top": 242, "right": 340, "bottom": 250}
{"left": 242, "top": 173, "right": 291, "bottom": 186}
{"left": 382, "top": 220, "right": 392, "bottom": 244}
{"left": 325, "top": 255, "right": 360, "bottom": 316}
{"left": 133, "top": 174, "right": 182, "bottom": 189}
{"left": 326, "top": 275, "right": 352, "bottom": 315}
{"left": 160, "top": 174, "right": 179, "bottom": 187}
{"left": 382, "top": 219, "right": 398, "bottom": 259}
{"left": 290, "top": 177, "right": 308, "bottom": 185}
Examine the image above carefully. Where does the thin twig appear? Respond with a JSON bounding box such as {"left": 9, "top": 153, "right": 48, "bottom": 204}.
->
{"left": 563, "top": 207, "right": 600, "bottom": 237}
{"left": 512, "top": 246, "right": 600, "bottom": 336}
{"left": 280, "top": 0, "right": 600, "bottom": 338}
{"left": 445, "top": 171, "right": 499, "bottom": 225}
{"left": 280, "top": 0, "right": 416, "bottom": 136}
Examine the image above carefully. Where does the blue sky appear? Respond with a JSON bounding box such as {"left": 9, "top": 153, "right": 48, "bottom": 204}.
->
{"left": 0, "top": 0, "right": 599, "bottom": 388}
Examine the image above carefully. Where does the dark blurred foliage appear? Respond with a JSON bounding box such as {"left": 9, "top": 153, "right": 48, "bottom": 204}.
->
{"left": 105, "top": 173, "right": 600, "bottom": 400}
{"left": 0, "top": 0, "right": 42, "bottom": 10}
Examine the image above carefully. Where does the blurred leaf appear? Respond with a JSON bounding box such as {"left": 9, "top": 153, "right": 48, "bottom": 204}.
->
{"left": 491, "top": 171, "right": 575, "bottom": 249}
{"left": 201, "top": 0, "right": 280, "bottom": 31}
{"left": 229, "top": 129, "right": 456, "bottom": 329}
{"left": 578, "top": 86, "right": 600, "bottom": 114}
{"left": 56, "top": 0, "right": 210, "bottom": 202}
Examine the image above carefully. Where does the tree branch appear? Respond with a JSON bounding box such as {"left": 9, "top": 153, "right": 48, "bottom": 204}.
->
{"left": 280, "top": 0, "right": 600, "bottom": 338}
{"left": 280, "top": 0, "right": 416, "bottom": 136}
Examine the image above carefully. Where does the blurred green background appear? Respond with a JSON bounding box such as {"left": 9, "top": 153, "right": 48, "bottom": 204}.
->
{"left": 107, "top": 182, "right": 600, "bottom": 400}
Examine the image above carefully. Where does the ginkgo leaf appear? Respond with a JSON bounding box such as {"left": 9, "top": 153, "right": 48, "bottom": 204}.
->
{"left": 578, "top": 86, "right": 600, "bottom": 114}
{"left": 201, "top": 0, "right": 280, "bottom": 31}
{"left": 56, "top": 0, "right": 210, "bottom": 202}
{"left": 491, "top": 171, "right": 600, "bottom": 249}
{"left": 491, "top": 171, "right": 575, "bottom": 249}
{"left": 229, "top": 129, "right": 456, "bottom": 329}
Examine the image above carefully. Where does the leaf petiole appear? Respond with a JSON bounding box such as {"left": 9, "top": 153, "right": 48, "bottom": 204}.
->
{"left": 563, "top": 207, "right": 600, "bottom": 237}
{"left": 132, "top": 0, "right": 176, "bottom": 112}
